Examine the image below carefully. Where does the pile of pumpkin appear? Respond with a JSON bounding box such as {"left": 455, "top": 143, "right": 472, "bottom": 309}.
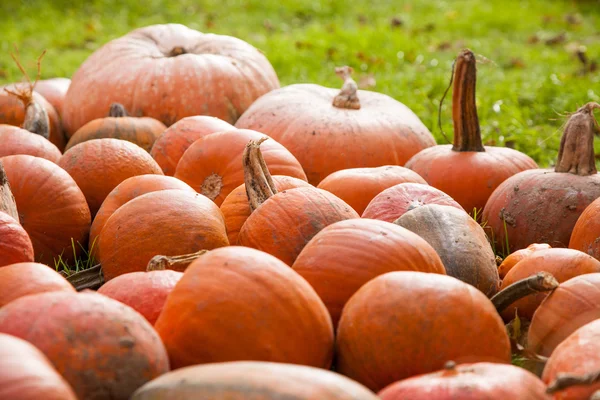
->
{"left": 2, "top": 23, "right": 600, "bottom": 400}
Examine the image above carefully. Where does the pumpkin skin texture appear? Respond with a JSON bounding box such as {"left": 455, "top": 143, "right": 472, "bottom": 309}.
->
{"left": 498, "top": 243, "right": 552, "bottom": 279}
{"left": 62, "top": 23, "right": 279, "bottom": 135}
{"left": 150, "top": 116, "right": 235, "bottom": 176}
{"left": 0, "top": 291, "right": 170, "bottom": 400}
{"left": 0, "top": 212, "right": 34, "bottom": 267}
{"left": 220, "top": 175, "right": 311, "bottom": 245}
{"left": 89, "top": 174, "right": 196, "bottom": 249}
{"left": 238, "top": 186, "right": 360, "bottom": 266}
{"left": 98, "top": 270, "right": 183, "bottom": 325}
{"left": 362, "top": 182, "right": 463, "bottom": 222}
{"left": 131, "top": 361, "right": 378, "bottom": 400}
{"left": 570, "top": 196, "right": 600, "bottom": 261}
{"left": 0, "top": 125, "right": 62, "bottom": 162}
{"left": 499, "top": 248, "right": 600, "bottom": 322}
{"left": 97, "top": 189, "right": 228, "bottom": 281}
{"left": 174, "top": 129, "right": 307, "bottom": 205}
{"left": 0, "top": 262, "right": 74, "bottom": 308}
{"left": 292, "top": 219, "right": 446, "bottom": 328}
{"left": 394, "top": 204, "right": 500, "bottom": 297}
{"left": 33, "top": 78, "right": 71, "bottom": 117}
{"left": 336, "top": 271, "right": 511, "bottom": 392}
{"left": 154, "top": 246, "right": 334, "bottom": 370}
{"left": 0, "top": 333, "right": 77, "bottom": 400}
{"left": 1, "top": 155, "right": 91, "bottom": 265}
{"left": 528, "top": 273, "right": 600, "bottom": 357}
{"left": 542, "top": 319, "right": 600, "bottom": 400}
{"left": 378, "top": 362, "right": 551, "bottom": 400}
{"left": 58, "top": 138, "right": 163, "bottom": 216}
{"left": 317, "top": 166, "right": 427, "bottom": 215}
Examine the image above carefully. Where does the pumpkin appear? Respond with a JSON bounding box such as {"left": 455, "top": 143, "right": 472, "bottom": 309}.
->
{"left": 0, "top": 161, "right": 18, "bottom": 222}
{"left": 482, "top": 102, "right": 600, "bottom": 254}
{"left": 97, "top": 189, "right": 228, "bottom": 281}
{"left": 32, "top": 77, "right": 70, "bottom": 117}
{"left": 89, "top": 174, "right": 196, "bottom": 249}
{"left": 0, "top": 262, "right": 74, "bottom": 307}
{"left": 529, "top": 273, "right": 600, "bottom": 357}
{"left": 154, "top": 246, "right": 334, "bottom": 369}
{"left": 498, "top": 248, "right": 600, "bottom": 322}
{"left": 0, "top": 291, "right": 169, "bottom": 400}
{"left": 394, "top": 204, "right": 500, "bottom": 297}
{"left": 65, "top": 103, "right": 166, "bottom": 152}
{"left": 292, "top": 218, "right": 446, "bottom": 327}
{"left": 378, "top": 361, "right": 550, "bottom": 400}
{"left": 362, "top": 182, "right": 463, "bottom": 222}
{"left": 174, "top": 129, "right": 306, "bottom": 205}
{"left": 336, "top": 271, "right": 511, "bottom": 392}
{"left": 405, "top": 50, "right": 537, "bottom": 214}
{"left": 237, "top": 139, "right": 359, "bottom": 265}
{"left": 0, "top": 333, "right": 77, "bottom": 400}
{"left": 221, "top": 175, "right": 311, "bottom": 245}
{"left": 235, "top": 66, "right": 435, "bottom": 185}
{"left": 570, "top": 196, "right": 600, "bottom": 260}
{"left": 497, "top": 243, "right": 552, "bottom": 279}
{"left": 150, "top": 116, "right": 235, "bottom": 176}
{"left": 317, "top": 166, "right": 427, "bottom": 214}
{"left": 58, "top": 138, "right": 163, "bottom": 216}
{"left": 0, "top": 125, "right": 62, "bottom": 162}
{"left": 131, "top": 361, "right": 378, "bottom": 400}
{"left": 0, "top": 212, "right": 34, "bottom": 268}
{"left": 62, "top": 23, "right": 279, "bottom": 135}
{"left": 1, "top": 155, "right": 91, "bottom": 265}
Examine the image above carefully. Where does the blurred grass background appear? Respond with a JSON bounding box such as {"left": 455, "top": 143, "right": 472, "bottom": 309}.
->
{"left": 1, "top": 0, "right": 599, "bottom": 167}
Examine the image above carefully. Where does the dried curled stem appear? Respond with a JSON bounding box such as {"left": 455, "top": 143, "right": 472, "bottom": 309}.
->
{"left": 0, "top": 161, "right": 19, "bottom": 222}
{"left": 243, "top": 137, "right": 278, "bottom": 212}
{"left": 555, "top": 102, "right": 600, "bottom": 175}
{"left": 146, "top": 249, "right": 209, "bottom": 272}
{"left": 66, "top": 265, "right": 104, "bottom": 291}
{"left": 547, "top": 369, "right": 600, "bottom": 394}
{"left": 491, "top": 271, "right": 559, "bottom": 314}
{"left": 332, "top": 66, "right": 361, "bottom": 110}
{"left": 109, "top": 103, "right": 129, "bottom": 117}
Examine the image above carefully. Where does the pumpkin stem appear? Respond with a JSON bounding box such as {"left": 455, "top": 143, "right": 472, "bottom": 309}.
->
{"left": 0, "top": 161, "right": 19, "bottom": 222}
{"left": 547, "top": 369, "right": 600, "bottom": 394}
{"left": 146, "top": 249, "right": 209, "bottom": 272}
{"left": 491, "top": 271, "right": 558, "bottom": 314}
{"left": 555, "top": 102, "right": 600, "bottom": 175}
{"left": 66, "top": 264, "right": 104, "bottom": 291}
{"left": 108, "top": 103, "right": 129, "bottom": 118}
{"left": 169, "top": 46, "right": 186, "bottom": 57}
{"left": 332, "top": 66, "right": 361, "bottom": 110}
{"left": 243, "top": 137, "right": 278, "bottom": 212}
{"left": 452, "top": 49, "right": 484, "bottom": 152}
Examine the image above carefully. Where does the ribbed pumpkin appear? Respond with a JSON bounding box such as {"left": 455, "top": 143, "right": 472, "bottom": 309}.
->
{"left": 89, "top": 174, "right": 196, "bottom": 249}
{"left": 174, "top": 129, "right": 307, "bottom": 205}
{"left": 0, "top": 262, "right": 74, "bottom": 307}
{"left": 499, "top": 248, "right": 600, "bottom": 322}
{"left": 405, "top": 49, "right": 537, "bottom": 214}
{"left": 62, "top": 23, "right": 279, "bottom": 135}
{"left": 131, "top": 361, "right": 378, "bottom": 400}
{"left": 0, "top": 291, "right": 169, "bottom": 400}
{"left": 154, "top": 246, "right": 334, "bottom": 369}
{"left": 498, "top": 243, "right": 552, "bottom": 279}
{"left": 150, "top": 116, "right": 235, "bottom": 175}
{"left": 570, "top": 196, "right": 600, "bottom": 261}
{"left": 362, "top": 182, "right": 463, "bottom": 222}
{"left": 482, "top": 102, "right": 600, "bottom": 254}
{"left": 235, "top": 66, "right": 435, "bottom": 185}
{"left": 221, "top": 175, "right": 311, "bottom": 245}
{"left": 292, "top": 219, "right": 446, "bottom": 327}
{"left": 0, "top": 333, "right": 77, "bottom": 400}
{"left": 65, "top": 103, "right": 166, "bottom": 152}
{"left": 1, "top": 155, "right": 91, "bottom": 265}
{"left": 394, "top": 204, "right": 500, "bottom": 297}
{"left": 33, "top": 77, "right": 70, "bottom": 117}
{"left": 336, "top": 271, "right": 511, "bottom": 392}
{"left": 237, "top": 139, "right": 358, "bottom": 265}
{"left": 378, "top": 362, "right": 550, "bottom": 400}
{"left": 317, "top": 166, "right": 427, "bottom": 214}
{"left": 0, "top": 125, "right": 61, "bottom": 162}
{"left": 58, "top": 138, "right": 163, "bottom": 216}
{"left": 97, "top": 189, "right": 228, "bottom": 281}
{"left": 0, "top": 212, "right": 34, "bottom": 268}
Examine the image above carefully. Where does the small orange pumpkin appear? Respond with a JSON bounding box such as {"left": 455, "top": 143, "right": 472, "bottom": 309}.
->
{"left": 0, "top": 124, "right": 62, "bottom": 163}
{"left": 0, "top": 212, "right": 34, "bottom": 268}
{"left": 497, "top": 243, "right": 552, "bottom": 279}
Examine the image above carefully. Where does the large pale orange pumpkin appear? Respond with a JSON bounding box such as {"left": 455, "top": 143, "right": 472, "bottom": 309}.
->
{"left": 0, "top": 125, "right": 61, "bottom": 163}
{"left": 0, "top": 212, "right": 34, "bottom": 268}
{"left": 62, "top": 23, "right": 279, "bottom": 135}
{"left": 235, "top": 66, "right": 435, "bottom": 185}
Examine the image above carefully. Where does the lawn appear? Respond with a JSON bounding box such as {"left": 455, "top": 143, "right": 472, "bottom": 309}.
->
{"left": 1, "top": 0, "right": 599, "bottom": 167}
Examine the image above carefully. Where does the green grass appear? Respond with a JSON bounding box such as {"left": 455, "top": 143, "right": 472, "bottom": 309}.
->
{"left": 1, "top": 0, "right": 599, "bottom": 166}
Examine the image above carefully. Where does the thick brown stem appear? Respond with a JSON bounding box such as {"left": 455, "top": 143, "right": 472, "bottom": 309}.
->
{"left": 555, "top": 102, "right": 600, "bottom": 175}
{"left": 491, "top": 272, "right": 558, "bottom": 314}
{"left": 0, "top": 161, "right": 19, "bottom": 222}
{"left": 146, "top": 249, "right": 208, "bottom": 272}
{"left": 109, "top": 103, "right": 128, "bottom": 117}
{"left": 547, "top": 369, "right": 600, "bottom": 394}
{"left": 332, "top": 66, "right": 361, "bottom": 110}
{"left": 66, "top": 264, "right": 104, "bottom": 291}
{"left": 452, "top": 49, "right": 484, "bottom": 152}
{"left": 169, "top": 46, "right": 186, "bottom": 57}
{"left": 243, "top": 137, "right": 278, "bottom": 212}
